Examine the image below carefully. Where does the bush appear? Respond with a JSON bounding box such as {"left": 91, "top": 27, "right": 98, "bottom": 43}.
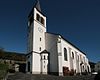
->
{"left": 0, "top": 63, "right": 8, "bottom": 70}
{"left": 69, "top": 69, "right": 75, "bottom": 76}
{"left": 76, "top": 73, "right": 80, "bottom": 75}
{"left": 0, "top": 63, "right": 8, "bottom": 79}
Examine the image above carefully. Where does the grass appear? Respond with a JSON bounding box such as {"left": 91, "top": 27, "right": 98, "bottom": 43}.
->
{"left": 0, "top": 63, "right": 9, "bottom": 79}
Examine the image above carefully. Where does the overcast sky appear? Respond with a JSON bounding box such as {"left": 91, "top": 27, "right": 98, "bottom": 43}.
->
{"left": 0, "top": 0, "right": 100, "bottom": 62}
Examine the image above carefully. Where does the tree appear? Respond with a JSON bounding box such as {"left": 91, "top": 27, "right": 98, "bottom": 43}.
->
{"left": 0, "top": 47, "right": 5, "bottom": 59}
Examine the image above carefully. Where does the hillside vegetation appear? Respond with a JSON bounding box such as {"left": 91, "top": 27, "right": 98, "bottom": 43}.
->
{"left": 0, "top": 63, "right": 8, "bottom": 79}
{"left": 0, "top": 49, "right": 26, "bottom": 61}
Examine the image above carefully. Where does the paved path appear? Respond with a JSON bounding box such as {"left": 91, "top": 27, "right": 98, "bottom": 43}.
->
{"left": 7, "top": 72, "right": 95, "bottom": 80}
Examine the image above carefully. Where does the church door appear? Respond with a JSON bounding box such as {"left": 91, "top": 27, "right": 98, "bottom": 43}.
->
{"left": 28, "top": 62, "right": 30, "bottom": 72}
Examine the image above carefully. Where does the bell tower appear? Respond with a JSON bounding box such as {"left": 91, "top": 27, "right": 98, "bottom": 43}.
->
{"left": 26, "top": 0, "right": 47, "bottom": 74}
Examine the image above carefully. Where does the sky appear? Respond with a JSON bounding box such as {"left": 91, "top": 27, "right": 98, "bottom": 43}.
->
{"left": 0, "top": 0, "right": 100, "bottom": 63}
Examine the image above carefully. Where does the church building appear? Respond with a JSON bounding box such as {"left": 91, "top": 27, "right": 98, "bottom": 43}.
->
{"left": 26, "top": 0, "right": 91, "bottom": 76}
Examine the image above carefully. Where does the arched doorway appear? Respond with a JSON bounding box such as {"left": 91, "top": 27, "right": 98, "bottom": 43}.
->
{"left": 28, "top": 62, "right": 30, "bottom": 72}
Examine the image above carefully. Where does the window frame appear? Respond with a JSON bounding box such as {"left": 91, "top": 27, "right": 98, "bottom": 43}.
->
{"left": 64, "top": 48, "right": 68, "bottom": 61}
{"left": 36, "top": 13, "right": 40, "bottom": 21}
{"left": 72, "top": 52, "right": 74, "bottom": 59}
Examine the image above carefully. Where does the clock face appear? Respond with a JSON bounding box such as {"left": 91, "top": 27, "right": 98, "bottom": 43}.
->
{"left": 38, "top": 27, "right": 43, "bottom": 33}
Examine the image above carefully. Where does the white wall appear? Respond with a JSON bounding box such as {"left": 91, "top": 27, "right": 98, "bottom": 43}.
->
{"left": 32, "top": 52, "right": 41, "bottom": 74}
{"left": 41, "top": 53, "right": 48, "bottom": 74}
{"left": 57, "top": 36, "right": 63, "bottom": 76}
{"left": 33, "top": 8, "right": 46, "bottom": 52}
{"left": 60, "top": 37, "right": 91, "bottom": 74}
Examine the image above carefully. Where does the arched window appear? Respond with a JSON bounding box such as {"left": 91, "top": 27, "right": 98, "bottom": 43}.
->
{"left": 44, "top": 55, "right": 46, "bottom": 59}
{"left": 39, "top": 47, "right": 41, "bottom": 51}
{"left": 64, "top": 48, "right": 67, "bottom": 61}
{"left": 41, "top": 17, "right": 44, "bottom": 25}
{"left": 72, "top": 52, "right": 74, "bottom": 59}
{"left": 40, "top": 37, "right": 41, "bottom": 41}
{"left": 36, "top": 13, "right": 40, "bottom": 21}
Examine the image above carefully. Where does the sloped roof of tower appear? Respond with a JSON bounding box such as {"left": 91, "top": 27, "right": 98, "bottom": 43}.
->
{"left": 28, "top": 0, "right": 46, "bottom": 17}
{"left": 34, "top": 0, "right": 41, "bottom": 12}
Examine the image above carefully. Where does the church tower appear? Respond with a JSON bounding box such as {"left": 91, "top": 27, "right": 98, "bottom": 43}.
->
{"left": 26, "top": 0, "right": 47, "bottom": 74}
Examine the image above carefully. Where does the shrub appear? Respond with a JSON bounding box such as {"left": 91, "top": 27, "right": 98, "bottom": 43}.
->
{"left": 0, "top": 63, "right": 8, "bottom": 79}
{"left": 69, "top": 69, "right": 75, "bottom": 76}
{"left": 8, "top": 69, "right": 15, "bottom": 73}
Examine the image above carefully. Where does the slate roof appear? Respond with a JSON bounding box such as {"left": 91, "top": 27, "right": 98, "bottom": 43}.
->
{"left": 46, "top": 32, "right": 86, "bottom": 55}
{"left": 40, "top": 50, "right": 50, "bottom": 54}
{"left": 34, "top": 0, "right": 41, "bottom": 12}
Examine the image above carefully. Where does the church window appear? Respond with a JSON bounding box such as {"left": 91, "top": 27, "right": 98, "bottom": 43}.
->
{"left": 40, "top": 37, "right": 41, "bottom": 41}
{"left": 64, "top": 48, "right": 67, "bottom": 61}
{"left": 41, "top": 17, "right": 44, "bottom": 25}
{"left": 39, "top": 47, "right": 41, "bottom": 51}
{"left": 36, "top": 13, "right": 40, "bottom": 21}
{"left": 72, "top": 52, "right": 74, "bottom": 59}
{"left": 44, "top": 55, "right": 46, "bottom": 59}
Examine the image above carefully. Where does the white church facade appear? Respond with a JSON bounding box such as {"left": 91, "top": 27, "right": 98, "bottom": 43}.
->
{"left": 26, "top": 0, "right": 91, "bottom": 76}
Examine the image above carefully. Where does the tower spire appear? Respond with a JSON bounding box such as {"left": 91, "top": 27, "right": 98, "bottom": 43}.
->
{"left": 34, "top": 0, "right": 41, "bottom": 12}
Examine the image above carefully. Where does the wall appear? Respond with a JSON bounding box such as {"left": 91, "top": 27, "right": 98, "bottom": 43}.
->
{"left": 60, "top": 37, "right": 91, "bottom": 74}
{"left": 45, "top": 33, "right": 58, "bottom": 74}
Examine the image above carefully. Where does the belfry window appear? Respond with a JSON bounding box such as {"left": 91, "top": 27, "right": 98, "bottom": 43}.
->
{"left": 36, "top": 13, "right": 44, "bottom": 25}
{"left": 36, "top": 13, "right": 40, "bottom": 21}
{"left": 41, "top": 17, "right": 44, "bottom": 25}
{"left": 64, "top": 48, "right": 67, "bottom": 61}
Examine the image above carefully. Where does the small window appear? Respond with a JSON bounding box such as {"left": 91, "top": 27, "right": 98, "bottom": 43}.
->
{"left": 41, "top": 17, "right": 44, "bottom": 25}
{"left": 39, "top": 47, "right": 41, "bottom": 51}
{"left": 40, "top": 37, "right": 41, "bottom": 41}
{"left": 44, "top": 55, "right": 46, "bottom": 59}
{"left": 64, "top": 48, "right": 67, "bottom": 61}
{"left": 36, "top": 14, "right": 40, "bottom": 21}
{"left": 72, "top": 52, "right": 74, "bottom": 59}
